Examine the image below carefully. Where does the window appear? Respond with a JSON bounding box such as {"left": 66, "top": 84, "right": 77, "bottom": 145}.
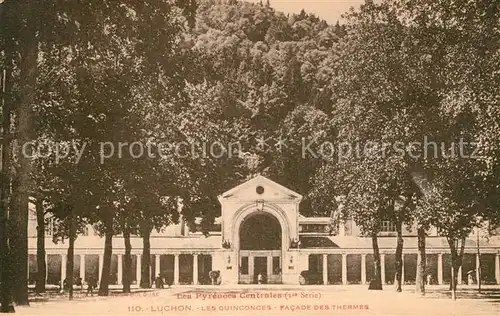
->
{"left": 301, "top": 224, "right": 328, "bottom": 233}
{"left": 45, "top": 218, "right": 54, "bottom": 236}
{"left": 256, "top": 186, "right": 264, "bottom": 195}
{"left": 241, "top": 257, "right": 248, "bottom": 275}
{"left": 381, "top": 221, "right": 396, "bottom": 232}
{"left": 272, "top": 257, "right": 280, "bottom": 274}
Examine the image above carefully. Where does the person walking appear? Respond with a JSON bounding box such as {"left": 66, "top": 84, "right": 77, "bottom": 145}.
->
{"left": 86, "top": 276, "right": 97, "bottom": 296}
{"left": 155, "top": 274, "right": 164, "bottom": 289}
{"left": 75, "top": 277, "right": 83, "bottom": 291}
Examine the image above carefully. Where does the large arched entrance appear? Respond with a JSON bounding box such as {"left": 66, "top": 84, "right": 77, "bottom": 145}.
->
{"left": 238, "top": 212, "right": 282, "bottom": 284}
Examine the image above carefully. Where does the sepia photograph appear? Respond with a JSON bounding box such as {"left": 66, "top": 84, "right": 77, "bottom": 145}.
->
{"left": 0, "top": 0, "right": 499, "bottom": 315}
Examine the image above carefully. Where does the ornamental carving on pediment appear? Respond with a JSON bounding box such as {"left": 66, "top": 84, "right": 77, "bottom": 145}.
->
{"left": 290, "top": 238, "right": 301, "bottom": 249}
{"left": 222, "top": 240, "right": 231, "bottom": 249}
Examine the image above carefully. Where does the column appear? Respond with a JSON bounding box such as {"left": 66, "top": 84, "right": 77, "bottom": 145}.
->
{"left": 437, "top": 253, "right": 443, "bottom": 285}
{"left": 457, "top": 265, "right": 462, "bottom": 285}
{"left": 80, "top": 254, "right": 85, "bottom": 280}
{"left": 45, "top": 254, "right": 49, "bottom": 280}
{"left": 401, "top": 254, "right": 405, "bottom": 284}
{"left": 322, "top": 254, "right": 328, "bottom": 285}
{"left": 417, "top": 252, "right": 421, "bottom": 282}
{"left": 174, "top": 254, "right": 179, "bottom": 285}
{"left": 61, "top": 254, "right": 67, "bottom": 283}
{"left": 117, "top": 254, "right": 123, "bottom": 285}
{"left": 381, "top": 254, "right": 386, "bottom": 285}
{"left": 341, "top": 254, "right": 347, "bottom": 285}
{"left": 266, "top": 256, "right": 272, "bottom": 283}
{"left": 249, "top": 255, "right": 254, "bottom": 283}
{"left": 193, "top": 254, "right": 199, "bottom": 285}
{"left": 136, "top": 254, "right": 142, "bottom": 284}
{"left": 495, "top": 254, "right": 499, "bottom": 285}
{"left": 476, "top": 254, "right": 480, "bottom": 285}
{"left": 98, "top": 254, "right": 104, "bottom": 282}
{"left": 155, "top": 254, "right": 161, "bottom": 277}
{"left": 361, "top": 254, "right": 366, "bottom": 285}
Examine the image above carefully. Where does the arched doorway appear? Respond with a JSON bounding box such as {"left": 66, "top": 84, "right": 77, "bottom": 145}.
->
{"left": 239, "top": 212, "right": 282, "bottom": 284}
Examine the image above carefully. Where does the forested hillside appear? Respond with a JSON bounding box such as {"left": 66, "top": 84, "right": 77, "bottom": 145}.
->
{"left": 182, "top": 0, "right": 346, "bottom": 216}
{"left": 0, "top": 0, "right": 498, "bottom": 306}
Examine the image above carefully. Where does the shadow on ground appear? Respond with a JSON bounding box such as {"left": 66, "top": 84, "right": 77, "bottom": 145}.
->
{"left": 424, "top": 287, "right": 500, "bottom": 303}
{"left": 27, "top": 287, "right": 163, "bottom": 302}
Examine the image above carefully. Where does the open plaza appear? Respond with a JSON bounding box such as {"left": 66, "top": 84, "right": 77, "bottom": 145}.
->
{"left": 15, "top": 284, "right": 500, "bottom": 316}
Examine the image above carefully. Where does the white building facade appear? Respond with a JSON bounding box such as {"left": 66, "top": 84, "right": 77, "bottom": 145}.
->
{"left": 29, "top": 176, "right": 500, "bottom": 286}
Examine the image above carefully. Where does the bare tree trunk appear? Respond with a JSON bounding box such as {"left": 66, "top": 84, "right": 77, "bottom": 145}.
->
{"left": 394, "top": 220, "right": 403, "bottom": 292}
{"left": 10, "top": 174, "right": 30, "bottom": 306}
{"left": 369, "top": 233, "right": 383, "bottom": 290}
{"left": 0, "top": 110, "right": 15, "bottom": 315}
{"left": 98, "top": 215, "right": 113, "bottom": 296}
{"left": 451, "top": 264, "right": 457, "bottom": 300}
{"left": 415, "top": 226, "right": 426, "bottom": 295}
{"left": 67, "top": 214, "right": 76, "bottom": 300}
{"left": 9, "top": 0, "right": 37, "bottom": 304}
{"left": 140, "top": 220, "right": 151, "bottom": 288}
{"left": 447, "top": 236, "right": 465, "bottom": 301}
{"left": 0, "top": 2, "right": 16, "bottom": 309}
{"left": 122, "top": 224, "right": 132, "bottom": 293}
{"left": 476, "top": 232, "right": 481, "bottom": 293}
{"left": 35, "top": 199, "right": 46, "bottom": 294}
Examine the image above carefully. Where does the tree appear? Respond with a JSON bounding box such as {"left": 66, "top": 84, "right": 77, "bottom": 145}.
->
{"left": 401, "top": 0, "right": 499, "bottom": 299}
{"left": 314, "top": 161, "right": 389, "bottom": 290}
{"left": 30, "top": 0, "right": 201, "bottom": 296}
{"left": 49, "top": 203, "right": 88, "bottom": 300}
{"left": 31, "top": 196, "right": 47, "bottom": 295}
{"left": 311, "top": 0, "right": 433, "bottom": 293}
{"left": 413, "top": 159, "right": 483, "bottom": 300}
{"left": 1, "top": 0, "right": 22, "bottom": 310}
{"left": 8, "top": 0, "right": 39, "bottom": 305}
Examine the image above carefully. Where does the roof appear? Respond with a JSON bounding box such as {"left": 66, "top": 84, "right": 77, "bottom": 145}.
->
{"left": 299, "top": 217, "right": 331, "bottom": 224}
{"left": 34, "top": 235, "right": 500, "bottom": 253}
{"left": 299, "top": 236, "right": 500, "bottom": 250}
{"left": 219, "top": 175, "right": 303, "bottom": 200}
{"left": 31, "top": 235, "right": 222, "bottom": 252}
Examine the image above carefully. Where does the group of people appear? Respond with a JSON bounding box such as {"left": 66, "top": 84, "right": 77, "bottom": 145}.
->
{"left": 58, "top": 273, "right": 173, "bottom": 294}
{"left": 60, "top": 276, "right": 98, "bottom": 296}
{"left": 153, "top": 274, "right": 173, "bottom": 289}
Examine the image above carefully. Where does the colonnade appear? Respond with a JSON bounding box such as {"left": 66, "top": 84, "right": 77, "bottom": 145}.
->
{"left": 40, "top": 253, "right": 204, "bottom": 285}
{"left": 316, "top": 253, "right": 500, "bottom": 285}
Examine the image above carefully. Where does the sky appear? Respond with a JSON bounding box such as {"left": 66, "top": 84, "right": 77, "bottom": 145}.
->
{"left": 0, "top": 1, "right": 365, "bottom": 24}
{"left": 245, "top": 0, "right": 366, "bottom": 24}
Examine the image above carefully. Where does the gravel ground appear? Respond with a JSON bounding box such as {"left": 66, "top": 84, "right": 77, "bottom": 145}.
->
{"left": 13, "top": 285, "right": 500, "bottom": 316}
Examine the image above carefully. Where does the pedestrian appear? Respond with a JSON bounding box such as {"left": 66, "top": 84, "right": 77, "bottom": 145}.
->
{"left": 59, "top": 280, "right": 65, "bottom": 293}
{"left": 467, "top": 270, "right": 474, "bottom": 285}
{"left": 87, "top": 276, "right": 97, "bottom": 296}
{"left": 165, "top": 275, "right": 173, "bottom": 288}
{"left": 75, "top": 277, "right": 83, "bottom": 291}
{"left": 257, "top": 272, "right": 263, "bottom": 284}
{"left": 155, "top": 274, "right": 164, "bottom": 289}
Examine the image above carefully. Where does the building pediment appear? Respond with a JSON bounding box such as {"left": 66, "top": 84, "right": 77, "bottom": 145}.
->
{"left": 218, "top": 175, "right": 303, "bottom": 203}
